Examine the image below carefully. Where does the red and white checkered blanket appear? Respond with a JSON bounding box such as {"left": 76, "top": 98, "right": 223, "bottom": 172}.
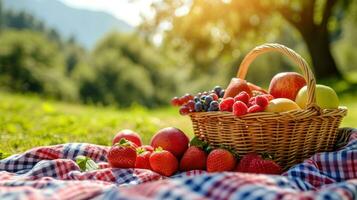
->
{"left": 1, "top": 129, "right": 356, "bottom": 200}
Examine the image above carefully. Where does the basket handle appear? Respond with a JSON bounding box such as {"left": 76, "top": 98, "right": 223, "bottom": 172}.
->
{"left": 237, "top": 43, "right": 317, "bottom": 108}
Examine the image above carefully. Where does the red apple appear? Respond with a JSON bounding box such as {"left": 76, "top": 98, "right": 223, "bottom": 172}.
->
{"left": 150, "top": 127, "right": 189, "bottom": 158}
{"left": 223, "top": 78, "right": 253, "bottom": 99}
{"left": 112, "top": 129, "right": 142, "bottom": 147}
{"left": 268, "top": 72, "right": 306, "bottom": 101}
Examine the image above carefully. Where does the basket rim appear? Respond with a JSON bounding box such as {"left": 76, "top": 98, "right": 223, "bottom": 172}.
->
{"left": 188, "top": 106, "right": 347, "bottom": 121}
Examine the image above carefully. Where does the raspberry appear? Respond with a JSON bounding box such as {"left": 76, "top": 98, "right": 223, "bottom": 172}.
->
{"left": 232, "top": 101, "right": 248, "bottom": 116}
{"left": 248, "top": 97, "right": 256, "bottom": 107}
{"left": 262, "top": 94, "right": 274, "bottom": 101}
{"left": 181, "top": 94, "right": 193, "bottom": 104}
{"left": 171, "top": 97, "right": 182, "bottom": 106}
{"left": 210, "top": 93, "right": 219, "bottom": 101}
{"left": 219, "top": 97, "right": 235, "bottom": 112}
{"left": 186, "top": 100, "right": 195, "bottom": 111}
{"left": 234, "top": 91, "right": 250, "bottom": 105}
{"left": 179, "top": 106, "right": 190, "bottom": 115}
{"left": 255, "top": 95, "right": 269, "bottom": 108}
{"left": 247, "top": 104, "right": 264, "bottom": 113}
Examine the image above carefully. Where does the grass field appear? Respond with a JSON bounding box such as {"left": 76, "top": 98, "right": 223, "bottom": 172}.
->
{"left": 1, "top": 91, "right": 356, "bottom": 158}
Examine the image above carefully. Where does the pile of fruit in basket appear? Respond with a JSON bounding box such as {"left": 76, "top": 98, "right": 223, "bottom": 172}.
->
{"left": 171, "top": 72, "right": 340, "bottom": 116}
{"left": 101, "top": 128, "right": 283, "bottom": 176}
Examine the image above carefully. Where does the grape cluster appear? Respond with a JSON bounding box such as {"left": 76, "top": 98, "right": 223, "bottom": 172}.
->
{"left": 171, "top": 86, "right": 225, "bottom": 115}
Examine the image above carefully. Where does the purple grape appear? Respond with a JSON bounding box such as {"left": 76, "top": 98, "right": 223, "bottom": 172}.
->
{"left": 219, "top": 89, "right": 225, "bottom": 98}
{"left": 204, "top": 95, "right": 213, "bottom": 106}
{"left": 208, "top": 101, "right": 219, "bottom": 111}
{"left": 214, "top": 86, "right": 222, "bottom": 95}
{"left": 194, "top": 102, "right": 203, "bottom": 112}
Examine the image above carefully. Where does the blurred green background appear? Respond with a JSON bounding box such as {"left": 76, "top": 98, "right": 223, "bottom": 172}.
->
{"left": 0, "top": 0, "right": 356, "bottom": 157}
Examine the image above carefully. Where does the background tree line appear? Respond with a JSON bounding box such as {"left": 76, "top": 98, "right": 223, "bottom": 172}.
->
{"left": 0, "top": 0, "right": 182, "bottom": 107}
{"left": 0, "top": 0, "right": 356, "bottom": 108}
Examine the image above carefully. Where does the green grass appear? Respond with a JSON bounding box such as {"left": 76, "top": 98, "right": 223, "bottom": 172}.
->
{"left": 0, "top": 91, "right": 356, "bottom": 158}
{"left": 0, "top": 92, "right": 192, "bottom": 158}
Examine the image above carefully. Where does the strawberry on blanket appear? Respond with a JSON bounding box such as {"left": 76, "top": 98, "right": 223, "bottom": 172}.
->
{"left": 236, "top": 153, "right": 282, "bottom": 175}
{"left": 107, "top": 138, "right": 137, "bottom": 168}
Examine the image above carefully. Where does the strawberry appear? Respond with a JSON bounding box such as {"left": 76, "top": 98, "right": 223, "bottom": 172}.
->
{"left": 247, "top": 159, "right": 282, "bottom": 175}
{"left": 219, "top": 97, "right": 235, "bottom": 112}
{"left": 139, "top": 145, "right": 154, "bottom": 152}
{"left": 233, "top": 101, "right": 248, "bottom": 116}
{"left": 149, "top": 147, "right": 178, "bottom": 176}
{"left": 207, "top": 149, "right": 237, "bottom": 172}
{"left": 234, "top": 91, "right": 250, "bottom": 105}
{"left": 135, "top": 149, "right": 152, "bottom": 170}
{"left": 180, "top": 146, "right": 207, "bottom": 171}
{"left": 236, "top": 153, "right": 261, "bottom": 172}
{"left": 236, "top": 153, "right": 282, "bottom": 175}
{"left": 107, "top": 139, "right": 137, "bottom": 168}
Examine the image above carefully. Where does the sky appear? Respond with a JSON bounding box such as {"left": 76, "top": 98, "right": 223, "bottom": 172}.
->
{"left": 59, "top": 0, "right": 153, "bottom": 26}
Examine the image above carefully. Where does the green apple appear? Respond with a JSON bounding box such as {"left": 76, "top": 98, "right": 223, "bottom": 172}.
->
{"left": 295, "top": 84, "right": 339, "bottom": 109}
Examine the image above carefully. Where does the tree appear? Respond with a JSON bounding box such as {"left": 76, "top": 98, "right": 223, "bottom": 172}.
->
{"left": 0, "top": 0, "right": 3, "bottom": 30}
{"left": 0, "top": 30, "right": 78, "bottom": 100}
{"left": 140, "top": 0, "right": 352, "bottom": 79}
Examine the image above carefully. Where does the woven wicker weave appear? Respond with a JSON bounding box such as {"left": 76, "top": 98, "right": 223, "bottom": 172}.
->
{"left": 189, "top": 43, "right": 348, "bottom": 170}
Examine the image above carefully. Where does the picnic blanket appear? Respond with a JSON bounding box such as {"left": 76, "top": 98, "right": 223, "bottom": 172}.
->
{"left": 0, "top": 128, "right": 356, "bottom": 200}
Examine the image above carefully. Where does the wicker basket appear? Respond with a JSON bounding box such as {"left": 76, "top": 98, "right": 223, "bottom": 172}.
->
{"left": 189, "top": 43, "right": 348, "bottom": 170}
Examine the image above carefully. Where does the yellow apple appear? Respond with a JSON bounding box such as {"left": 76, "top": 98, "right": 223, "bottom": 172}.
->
{"left": 265, "top": 98, "right": 301, "bottom": 112}
{"left": 295, "top": 84, "right": 339, "bottom": 109}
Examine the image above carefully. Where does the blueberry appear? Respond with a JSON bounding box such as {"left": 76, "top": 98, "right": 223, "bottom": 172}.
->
{"left": 203, "top": 104, "right": 209, "bottom": 111}
{"left": 219, "top": 89, "right": 225, "bottom": 98}
{"left": 214, "top": 86, "right": 222, "bottom": 95}
{"left": 200, "top": 95, "right": 207, "bottom": 101}
{"left": 208, "top": 101, "right": 219, "bottom": 111}
{"left": 205, "top": 96, "right": 213, "bottom": 105}
{"left": 195, "top": 102, "right": 203, "bottom": 112}
{"left": 194, "top": 96, "right": 200, "bottom": 103}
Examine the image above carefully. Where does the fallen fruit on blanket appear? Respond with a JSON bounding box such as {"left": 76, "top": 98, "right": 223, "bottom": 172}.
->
{"left": 107, "top": 139, "right": 137, "bottom": 168}
{"left": 224, "top": 78, "right": 253, "bottom": 99}
{"left": 207, "top": 149, "right": 237, "bottom": 172}
{"left": 235, "top": 153, "right": 261, "bottom": 172}
{"left": 150, "top": 127, "right": 189, "bottom": 158}
{"left": 180, "top": 146, "right": 207, "bottom": 171}
{"left": 236, "top": 153, "right": 282, "bottom": 175}
{"left": 135, "top": 148, "right": 152, "bottom": 170}
{"left": 295, "top": 84, "right": 339, "bottom": 109}
{"left": 265, "top": 98, "right": 301, "bottom": 112}
{"left": 113, "top": 129, "right": 142, "bottom": 147}
{"left": 150, "top": 147, "right": 178, "bottom": 176}
{"left": 268, "top": 72, "right": 306, "bottom": 101}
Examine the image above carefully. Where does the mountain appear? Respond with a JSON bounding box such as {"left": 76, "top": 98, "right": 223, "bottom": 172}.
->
{"left": 3, "top": 0, "right": 133, "bottom": 49}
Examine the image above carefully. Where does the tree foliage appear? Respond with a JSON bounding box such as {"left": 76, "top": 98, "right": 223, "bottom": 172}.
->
{"left": 77, "top": 32, "right": 178, "bottom": 107}
{"left": 140, "top": 0, "right": 352, "bottom": 79}
{"left": 0, "top": 30, "right": 78, "bottom": 100}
